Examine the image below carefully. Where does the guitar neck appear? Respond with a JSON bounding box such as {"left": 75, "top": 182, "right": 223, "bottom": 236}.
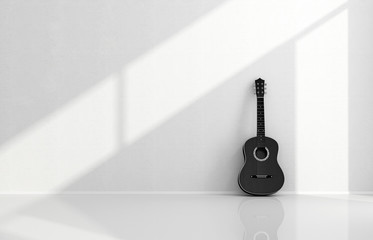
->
{"left": 257, "top": 96, "right": 265, "bottom": 137}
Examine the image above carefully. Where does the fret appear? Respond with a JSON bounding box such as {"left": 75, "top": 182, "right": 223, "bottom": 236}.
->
{"left": 257, "top": 95, "right": 265, "bottom": 138}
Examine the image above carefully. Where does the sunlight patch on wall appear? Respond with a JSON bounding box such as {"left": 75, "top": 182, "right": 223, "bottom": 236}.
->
{"left": 295, "top": 0, "right": 348, "bottom": 32}
{"left": 124, "top": 0, "right": 349, "bottom": 145}
{"left": 124, "top": 0, "right": 301, "bottom": 144}
{"left": 296, "top": 10, "right": 348, "bottom": 192}
{"left": 0, "top": 76, "right": 118, "bottom": 192}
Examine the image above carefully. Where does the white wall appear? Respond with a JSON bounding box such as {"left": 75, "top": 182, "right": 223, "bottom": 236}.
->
{"left": 0, "top": 0, "right": 370, "bottom": 193}
{"left": 349, "top": 0, "right": 373, "bottom": 193}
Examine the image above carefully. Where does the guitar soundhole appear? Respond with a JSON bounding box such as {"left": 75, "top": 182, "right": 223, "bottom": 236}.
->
{"left": 253, "top": 147, "right": 269, "bottom": 161}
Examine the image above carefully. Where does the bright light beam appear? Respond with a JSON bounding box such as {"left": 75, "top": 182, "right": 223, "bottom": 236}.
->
{"left": 124, "top": 0, "right": 301, "bottom": 144}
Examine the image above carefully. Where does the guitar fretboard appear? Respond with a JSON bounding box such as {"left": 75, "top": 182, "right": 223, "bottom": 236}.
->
{"left": 257, "top": 97, "right": 265, "bottom": 137}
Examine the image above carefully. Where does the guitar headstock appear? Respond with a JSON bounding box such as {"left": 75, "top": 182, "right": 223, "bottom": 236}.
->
{"left": 254, "top": 78, "right": 267, "bottom": 97}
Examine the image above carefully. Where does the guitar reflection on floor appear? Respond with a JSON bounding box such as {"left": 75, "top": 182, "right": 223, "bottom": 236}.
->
{"left": 238, "top": 197, "right": 284, "bottom": 240}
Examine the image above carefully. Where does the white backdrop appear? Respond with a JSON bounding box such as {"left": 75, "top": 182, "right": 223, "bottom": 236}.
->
{"left": 0, "top": 0, "right": 371, "bottom": 193}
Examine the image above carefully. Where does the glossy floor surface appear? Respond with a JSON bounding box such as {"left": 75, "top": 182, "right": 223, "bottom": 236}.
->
{"left": 0, "top": 194, "right": 372, "bottom": 239}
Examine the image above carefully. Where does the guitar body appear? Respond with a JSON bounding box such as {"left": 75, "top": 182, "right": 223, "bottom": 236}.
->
{"left": 238, "top": 78, "right": 284, "bottom": 195}
{"left": 238, "top": 136, "right": 284, "bottom": 195}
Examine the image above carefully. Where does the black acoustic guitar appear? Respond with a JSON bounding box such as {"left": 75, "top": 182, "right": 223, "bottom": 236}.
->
{"left": 238, "top": 78, "right": 284, "bottom": 195}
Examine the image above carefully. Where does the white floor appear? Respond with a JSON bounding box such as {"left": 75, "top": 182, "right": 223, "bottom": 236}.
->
{"left": 0, "top": 194, "right": 371, "bottom": 239}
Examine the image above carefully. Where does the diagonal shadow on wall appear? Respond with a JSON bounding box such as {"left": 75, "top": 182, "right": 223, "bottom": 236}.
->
{"left": 62, "top": 2, "right": 348, "bottom": 194}
{"left": 62, "top": 41, "right": 296, "bottom": 193}
{"left": 0, "top": 0, "right": 226, "bottom": 146}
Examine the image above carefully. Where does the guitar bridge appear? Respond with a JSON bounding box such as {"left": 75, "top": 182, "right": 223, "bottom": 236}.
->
{"left": 250, "top": 175, "right": 272, "bottom": 179}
